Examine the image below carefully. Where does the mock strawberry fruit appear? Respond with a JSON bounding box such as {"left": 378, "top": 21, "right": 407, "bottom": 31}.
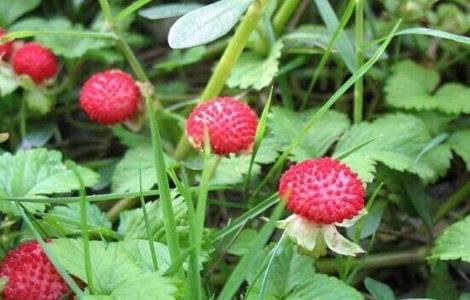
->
{"left": 185, "top": 97, "right": 258, "bottom": 155}
{"left": 0, "top": 28, "right": 13, "bottom": 60}
{"left": 80, "top": 70, "right": 141, "bottom": 125}
{"left": 0, "top": 240, "right": 70, "bottom": 300}
{"left": 12, "top": 42, "right": 58, "bottom": 84}
{"left": 278, "top": 157, "right": 366, "bottom": 256}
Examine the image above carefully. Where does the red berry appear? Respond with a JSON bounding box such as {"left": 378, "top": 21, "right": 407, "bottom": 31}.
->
{"left": 185, "top": 97, "right": 258, "bottom": 155}
{"left": 79, "top": 70, "right": 141, "bottom": 125}
{"left": 12, "top": 43, "right": 58, "bottom": 84}
{"left": 0, "top": 28, "right": 13, "bottom": 60}
{"left": 0, "top": 241, "right": 69, "bottom": 300}
{"left": 279, "top": 157, "right": 365, "bottom": 224}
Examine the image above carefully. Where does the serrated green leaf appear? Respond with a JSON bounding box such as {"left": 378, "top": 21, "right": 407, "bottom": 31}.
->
{"left": 449, "top": 130, "right": 470, "bottom": 170}
{"left": 431, "top": 215, "right": 470, "bottom": 262}
{"left": 168, "top": 0, "right": 253, "bottom": 49}
{"left": 269, "top": 106, "right": 350, "bottom": 161}
{"left": 287, "top": 273, "right": 363, "bottom": 300}
{"left": 334, "top": 114, "right": 448, "bottom": 183}
{"left": 50, "top": 239, "right": 143, "bottom": 294}
{"left": 0, "top": 148, "right": 99, "bottom": 214}
{"left": 43, "top": 203, "right": 111, "bottom": 235}
{"left": 227, "top": 40, "right": 283, "bottom": 90}
{"left": 110, "top": 273, "right": 176, "bottom": 300}
{"left": 385, "top": 60, "right": 470, "bottom": 114}
{"left": 364, "top": 277, "right": 396, "bottom": 300}
{"left": 11, "top": 17, "right": 110, "bottom": 58}
{"left": 246, "top": 242, "right": 317, "bottom": 299}
{"left": 139, "top": 4, "right": 203, "bottom": 20}
{"left": 112, "top": 145, "right": 174, "bottom": 193}
{"left": 118, "top": 197, "right": 187, "bottom": 241}
{"left": 211, "top": 155, "right": 260, "bottom": 186}
{"left": 385, "top": 60, "right": 440, "bottom": 111}
{"left": 0, "top": 0, "right": 40, "bottom": 25}
{"left": 227, "top": 229, "right": 258, "bottom": 256}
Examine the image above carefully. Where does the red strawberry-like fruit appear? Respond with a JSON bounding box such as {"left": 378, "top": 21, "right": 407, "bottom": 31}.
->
{"left": 279, "top": 157, "right": 365, "bottom": 224}
{"left": 80, "top": 70, "right": 141, "bottom": 125}
{"left": 185, "top": 97, "right": 258, "bottom": 155}
{"left": 0, "top": 240, "right": 70, "bottom": 300}
{"left": 0, "top": 28, "right": 13, "bottom": 60}
{"left": 12, "top": 42, "right": 58, "bottom": 84}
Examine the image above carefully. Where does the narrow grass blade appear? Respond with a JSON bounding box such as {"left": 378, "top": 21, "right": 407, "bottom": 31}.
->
{"left": 138, "top": 154, "right": 159, "bottom": 271}
{"left": 215, "top": 193, "right": 279, "bottom": 240}
{"left": 397, "top": 28, "right": 470, "bottom": 45}
{"left": 245, "top": 87, "right": 274, "bottom": 192}
{"left": 217, "top": 202, "right": 285, "bottom": 300}
{"left": 313, "top": 0, "right": 356, "bottom": 72}
{"left": 256, "top": 234, "right": 286, "bottom": 300}
{"left": 16, "top": 203, "right": 83, "bottom": 297}
{"left": 67, "top": 161, "right": 95, "bottom": 294}
{"left": 414, "top": 133, "right": 448, "bottom": 163}
{"left": 115, "top": 0, "right": 151, "bottom": 21}
{"left": 333, "top": 134, "right": 383, "bottom": 160}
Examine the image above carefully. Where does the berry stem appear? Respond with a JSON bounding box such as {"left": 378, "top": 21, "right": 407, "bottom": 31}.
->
{"left": 173, "top": 0, "right": 269, "bottom": 160}
{"left": 97, "top": 0, "right": 182, "bottom": 274}
{"left": 272, "top": 0, "right": 301, "bottom": 35}
{"left": 433, "top": 178, "right": 470, "bottom": 222}
{"left": 353, "top": 0, "right": 364, "bottom": 124}
{"left": 315, "top": 246, "right": 428, "bottom": 273}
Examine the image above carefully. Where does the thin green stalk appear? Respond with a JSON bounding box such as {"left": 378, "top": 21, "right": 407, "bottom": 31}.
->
{"left": 272, "top": 0, "right": 301, "bottom": 34}
{"left": 433, "top": 178, "right": 470, "bottom": 222}
{"left": 1, "top": 30, "right": 116, "bottom": 41}
{"left": 16, "top": 203, "right": 84, "bottom": 297}
{"left": 173, "top": 0, "right": 268, "bottom": 160}
{"left": 68, "top": 162, "right": 95, "bottom": 294}
{"left": 115, "top": 0, "right": 152, "bottom": 21}
{"left": 353, "top": 0, "right": 364, "bottom": 123}
{"left": 98, "top": 0, "right": 181, "bottom": 270}
{"left": 316, "top": 246, "right": 428, "bottom": 273}
{"left": 139, "top": 155, "right": 159, "bottom": 271}
{"left": 20, "top": 98, "right": 27, "bottom": 140}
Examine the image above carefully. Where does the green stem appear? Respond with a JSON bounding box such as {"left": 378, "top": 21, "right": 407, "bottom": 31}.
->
{"left": 433, "top": 178, "right": 470, "bottom": 222}
{"left": 20, "top": 98, "right": 27, "bottom": 140}
{"left": 316, "top": 246, "right": 428, "bottom": 273}
{"left": 173, "top": 0, "right": 268, "bottom": 160}
{"left": 272, "top": 0, "right": 301, "bottom": 34}
{"left": 353, "top": 0, "right": 364, "bottom": 123}
{"left": 144, "top": 93, "right": 182, "bottom": 269}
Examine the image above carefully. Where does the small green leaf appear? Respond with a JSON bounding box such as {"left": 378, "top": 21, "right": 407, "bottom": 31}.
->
{"left": 0, "top": 0, "right": 40, "bottom": 25}
{"left": 110, "top": 273, "right": 176, "bottom": 300}
{"left": 211, "top": 155, "right": 260, "bottom": 186}
{"left": 449, "top": 130, "right": 470, "bottom": 170}
{"left": 431, "top": 215, "right": 470, "bottom": 262}
{"left": 227, "top": 229, "right": 258, "bottom": 256}
{"left": 227, "top": 40, "right": 284, "bottom": 90}
{"left": 269, "top": 106, "right": 350, "bottom": 161}
{"left": 118, "top": 197, "right": 187, "bottom": 241}
{"left": 168, "top": 0, "right": 253, "bottom": 49}
{"left": 364, "top": 277, "right": 396, "bottom": 300}
{"left": 139, "top": 3, "right": 203, "bottom": 20}
{"left": 24, "top": 88, "right": 54, "bottom": 115}
{"left": 0, "top": 65, "right": 20, "bottom": 96}
{"left": 155, "top": 46, "right": 207, "bottom": 72}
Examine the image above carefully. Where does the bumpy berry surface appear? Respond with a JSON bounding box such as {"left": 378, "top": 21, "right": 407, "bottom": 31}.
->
{"left": 185, "top": 97, "right": 258, "bottom": 155}
{"left": 279, "top": 157, "right": 365, "bottom": 224}
{"left": 12, "top": 42, "right": 58, "bottom": 84}
{"left": 0, "top": 241, "right": 69, "bottom": 300}
{"left": 0, "top": 28, "right": 13, "bottom": 60}
{"left": 80, "top": 70, "right": 141, "bottom": 125}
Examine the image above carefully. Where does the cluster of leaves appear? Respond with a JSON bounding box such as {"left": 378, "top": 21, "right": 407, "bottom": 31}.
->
{"left": 0, "top": 0, "right": 470, "bottom": 299}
